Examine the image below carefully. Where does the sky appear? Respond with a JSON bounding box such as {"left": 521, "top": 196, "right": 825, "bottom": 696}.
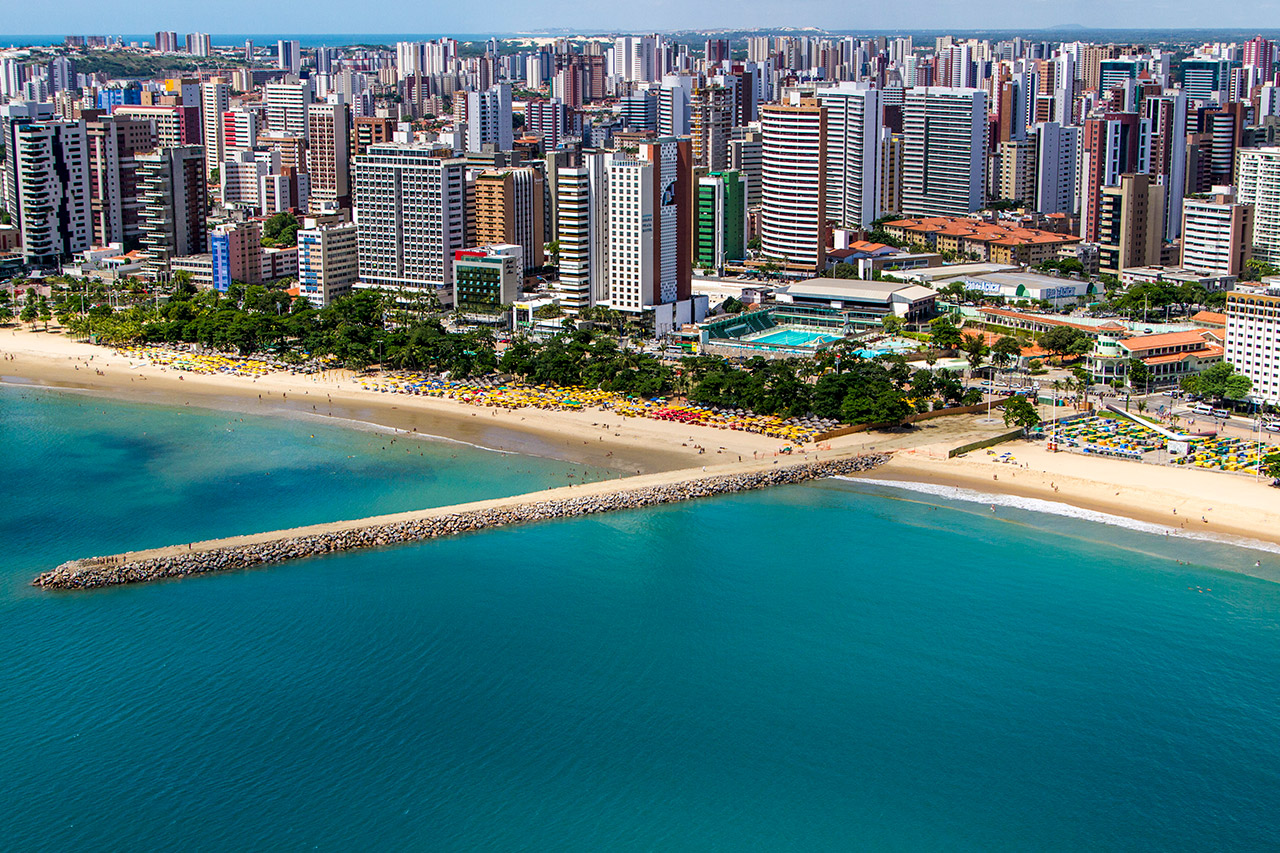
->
{"left": 5, "top": 0, "right": 1280, "bottom": 36}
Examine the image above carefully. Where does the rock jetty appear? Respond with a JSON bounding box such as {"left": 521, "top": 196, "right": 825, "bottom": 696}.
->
{"left": 34, "top": 455, "right": 888, "bottom": 590}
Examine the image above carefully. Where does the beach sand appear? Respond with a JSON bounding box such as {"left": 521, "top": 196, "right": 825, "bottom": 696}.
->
{"left": 10, "top": 326, "right": 1274, "bottom": 549}
{"left": 0, "top": 327, "right": 841, "bottom": 474}
{"left": 865, "top": 443, "right": 1280, "bottom": 549}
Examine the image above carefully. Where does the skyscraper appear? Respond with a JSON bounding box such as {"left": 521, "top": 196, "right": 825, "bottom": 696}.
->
{"left": 265, "top": 82, "right": 313, "bottom": 139}
{"left": 605, "top": 137, "right": 692, "bottom": 313}
{"left": 277, "top": 40, "right": 301, "bottom": 76}
{"left": 306, "top": 102, "right": 351, "bottom": 211}
{"left": 297, "top": 220, "right": 358, "bottom": 305}
{"left": 760, "top": 97, "right": 827, "bottom": 270}
{"left": 136, "top": 145, "right": 207, "bottom": 277}
{"left": 465, "top": 84, "right": 513, "bottom": 153}
{"left": 199, "top": 80, "right": 229, "bottom": 180}
{"left": 14, "top": 120, "right": 91, "bottom": 266}
{"left": 473, "top": 168, "right": 545, "bottom": 273}
{"left": 901, "top": 87, "right": 988, "bottom": 217}
{"left": 353, "top": 143, "right": 467, "bottom": 298}
{"left": 1234, "top": 147, "right": 1280, "bottom": 265}
{"left": 1180, "top": 190, "right": 1253, "bottom": 277}
{"left": 690, "top": 85, "right": 732, "bottom": 171}
{"left": 695, "top": 171, "right": 747, "bottom": 275}
{"left": 555, "top": 151, "right": 610, "bottom": 314}
{"left": 86, "top": 115, "right": 156, "bottom": 249}
{"left": 817, "top": 82, "right": 882, "bottom": 228}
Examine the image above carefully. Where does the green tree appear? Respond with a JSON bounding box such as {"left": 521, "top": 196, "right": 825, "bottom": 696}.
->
{"left": 1039, "top": 325, "right": 1090, "bottom": 362}
{"left": 960, "top": 332, "right": 988, "bottom": 372}
{"left": 1225, "top": 373, "right": 1253, "bottom": 402}
{"left": 1127, "top": 358, "right": 1152, "bottom": 391}
{"left": 1003, "top": 395, "right": 1041, "bottom": 429}
{"left": 881, "top": 314, "right": 903, "bottom": 336}
{"left": 260, "top": 212, "right": 300, "bottom": 248}
{"left": 990, "top": 335, "right": 1022, "bottom": 370}
{"left": 929, "top": 316, "right": 963, "bottom": 351}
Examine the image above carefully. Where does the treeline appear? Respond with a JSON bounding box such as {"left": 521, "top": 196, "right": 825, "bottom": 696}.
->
{"left": 57, "top": 287, "right": 982, "bottom": 426}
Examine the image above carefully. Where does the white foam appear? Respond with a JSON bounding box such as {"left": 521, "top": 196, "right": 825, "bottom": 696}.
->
{"left": 835, "top": 476, "right": 1280, "bottom": 556}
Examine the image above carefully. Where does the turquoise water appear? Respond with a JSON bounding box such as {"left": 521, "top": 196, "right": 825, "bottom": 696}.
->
{"left": 3, "top": 384, "right": 1280, "bottom": 851}
{"left": 751, "top": 327, "right": 841, "bottom": 347}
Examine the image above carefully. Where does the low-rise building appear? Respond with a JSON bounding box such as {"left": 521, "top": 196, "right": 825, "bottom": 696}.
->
{"left": 1120, "top": 265, "right": 1236, "bottom": 292}
{"left": 453, "top": 244, "right": 523, "bottom": 309}
{"left": 773, "top": 278, "right": 937, "bottom": 322}
{"left": 881, "top": 215, "right": 1081, "bottom": 265}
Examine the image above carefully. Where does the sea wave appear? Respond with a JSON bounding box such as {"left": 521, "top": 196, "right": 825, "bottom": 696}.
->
{"left": 835, "top": 476, "right": 1280, "bottom": 556}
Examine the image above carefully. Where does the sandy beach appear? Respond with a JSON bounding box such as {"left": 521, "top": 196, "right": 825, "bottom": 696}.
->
{"left": 865, "top": 443, "right": 1280, "bottom": 549}
{"left": 6, "top": 326, "right": 1280, "bottom": 549}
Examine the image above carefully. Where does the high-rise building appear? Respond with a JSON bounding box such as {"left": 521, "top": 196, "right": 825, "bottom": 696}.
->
{"left": 695, "top": 170, "right": 747, "bottom": 274}
{"left": 114, "top": 104, "right": 199, "bottom": 148}
{"left": 154, "top": 31, "right": 179, "bottom": 53}
{"left": 526, "top": 99, "right": 565, "bottom": 150}
{"left": 85, "top": 116, "right": 155, "bottom": 249}
{"left": 13, "top": 120, "right": 92, "bottom": 266}
{"left": 277, "top": 40, "right": 301, "bottom": 76}
{"left": 997, "top": 137, "right": 1037, "bottom": 206}
{"left": 818, "top": 82, "right": 882, "bottom": 228}
{"left": 760, "top": 97, "right": 827, "bottom": 270}
{"left": 353, "top": 143, "right": 467, "bottom": 298}
{"left": 690, "top": 85, "right": 732, "bottom": 171}
{"left": 0, "top": 101, "right": 57, "bottom": 222}
{"left": 221, "top": 149, "right": 281, "bottom": 211}
{"left": 1034, "top": 121, "right": 1079, "bottom": 216}
{"left": 901, "top": 87, "right": 988, "bottom": 217}
{"left": 265, "top": 82, "right": 313, "bottom": 139}
{"left": 185, "top": 33, "right": 211, "bottom": 57}
{"left": 199, "top": 80, "right": 230, "bottom": 180}
{"left": 466, "top": 84, "right": 513, "bottom": 153}
{"left": 1224, "top": 288, "right": 1280, "bottom": 404}
{"left": 353, "top": 116, "right": 396, "bottom": 157}
{"left": 728, "top": 128, "right": 763, "bottom": 207}
{"left": 1096, "top": 172, "right": 1164, "bottom": 274}
{"left": 136, "top": 146, "right": 207, "bottom": 277}
{"left": 473, "top": 168, "right": 545, "bottom": 273}
{"left": 1079, "top": 112, "right": 1142, "bottom": 243}
{"left": 1234, "top": 147, "right": 1280, "bottom": 265}
{"left": 222, "top": 107, "right": 258, "bottom": 155}
{"left": 604, "top": 136, "right": 692, "bottom": 313}
{"left": 306, "top": 102, "right": 351, "bottom": 211}
{"left": 1180, "top": 189, "right": 1253, "bottom": 276}
{"left": 297, "top": 220, "right": 358, "bottom": 305}
{"left": 555, "top": 151, "right": 610, "bottom": 314}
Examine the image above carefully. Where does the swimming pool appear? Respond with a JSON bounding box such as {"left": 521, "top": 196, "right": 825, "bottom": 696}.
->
{"left": 749, "top": 327, "right": 842, "bottom": 347}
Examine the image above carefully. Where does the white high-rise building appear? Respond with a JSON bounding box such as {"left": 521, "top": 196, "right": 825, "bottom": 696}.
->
{"left": 901, "top": 86, "right": 988, "bottom": 217}
{"left": 1236, "top": 147, "right": 1280, "bottom": 265}
{"left": 353, "top": 144, "right": 467, "bottom": 299}
{"left": 1224, "top": 287, "right": 1280, "bottom": 404}
{"left": 265, "top": 82, "right": 313, "bottom": 140}
{"left": 1035, "top": 121, "right": 1079, "bottom": 215}
{"left": 817, "top": 82, "right": 882, "bottom": 228}
{"left": 760, "top": 97, "right": 827, "bottom": 270}
{"left": 604, "top": 137, "right": 691, "bottom": 313}
{"left": 465, "top": 84, "right": 513, "bottom": 153}
{"left": 199, "top": 80, "right": 230, "bottom": 180}
{"left": 277, "top": 40, "right": 301, "bottom": 75}
{"left": 14, "top": 120, "right": 91, "bottom": 266}
{"left": 1181, "top": 190, "right": 1253, "bottom": 276}
{"left": 222, "top": 149, "right": 280, "bottom": 211}
{"left": 555, "top": 151, "right": 610, "bottom": 314}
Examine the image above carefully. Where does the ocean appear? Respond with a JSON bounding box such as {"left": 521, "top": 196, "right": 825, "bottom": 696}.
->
{"left": 2, "top": 383, "right": 1279, "bottom": 851}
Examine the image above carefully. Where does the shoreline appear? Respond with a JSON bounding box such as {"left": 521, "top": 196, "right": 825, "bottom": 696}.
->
{"left": 850, "top": 447, "right": 1280, "bottom": 550}
{"left": 8, "top": 327, "right": 1278, "bottom": 555}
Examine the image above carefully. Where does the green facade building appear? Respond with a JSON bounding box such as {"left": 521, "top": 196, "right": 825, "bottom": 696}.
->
{"left": 695, "top": 170, "right": 747, "bottom": 275}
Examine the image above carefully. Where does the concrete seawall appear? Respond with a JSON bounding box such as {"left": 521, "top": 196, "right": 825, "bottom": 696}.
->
{"left": 34, "top": 454, "right": 889, "bottom": 590}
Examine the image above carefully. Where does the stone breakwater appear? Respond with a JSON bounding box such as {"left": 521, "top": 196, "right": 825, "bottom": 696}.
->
{"left": 34, "top": 455, "right": 889, "bottom": 591}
